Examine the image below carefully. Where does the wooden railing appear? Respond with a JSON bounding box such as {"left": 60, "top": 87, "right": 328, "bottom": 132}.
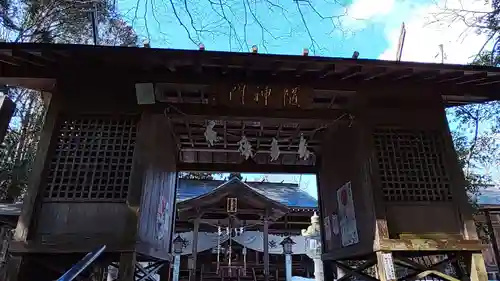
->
{"left": 0, "top": 225, "right": 13, "bottom": 281}
{"left": 194, "top": 261, "right": 310, "bottom": 281}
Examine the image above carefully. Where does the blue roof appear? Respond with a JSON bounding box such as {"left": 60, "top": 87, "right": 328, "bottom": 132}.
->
{"left": 177, "top": 179, "right": 318, "bottom": 208}
{"left": 478, "top": 189, "right": 500, "bottom": 205}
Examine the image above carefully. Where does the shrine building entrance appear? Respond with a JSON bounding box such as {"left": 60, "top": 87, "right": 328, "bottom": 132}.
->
{"left": 0, "top": 42, "right": 497, "bottom": 281}
{"left": 171, "top": 175, "right": 320, "bottom": 281}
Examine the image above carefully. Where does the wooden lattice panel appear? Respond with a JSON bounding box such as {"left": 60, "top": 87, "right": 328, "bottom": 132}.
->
{"left": 44, "top": 116, "right": 137, "bottom": 201}
{"left": 373, "top": 128, "right": 452, "bottom": 202}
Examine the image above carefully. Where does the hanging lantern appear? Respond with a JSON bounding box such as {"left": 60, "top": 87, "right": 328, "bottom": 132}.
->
{"left": 298, "top": 134, "right": 311, "bottom": 160}
{"left": 173, "top": 235, "right": 185, "bottom": 254}
{"left": 270, "top": 138, "right": 280, "bottom": 161}
{"left": 280, "top": 237, "right": 295, "bottom": 255}
{"left": 237, "top": 135, "right": 254, "bottom": 160}
{"left": 204, "top": 120, "right": 218, "bottom": 146}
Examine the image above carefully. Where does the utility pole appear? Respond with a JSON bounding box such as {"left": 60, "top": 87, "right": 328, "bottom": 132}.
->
{"left": 91, "top": 2, "right": 98, "bottom": 45}
{"left": 438, "top": 44, "right": 445, "bottom": 63}
{"left": 68, "top": 0, "right": 99, "bottom": 45}
{"left": 396, "top": 22, "right": 406, "bottom": 61}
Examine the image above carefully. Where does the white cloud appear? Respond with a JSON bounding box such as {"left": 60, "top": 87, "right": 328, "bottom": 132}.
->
{"left": 344, "top": 0, "right": 493, "bottom": 64}
{"left": 345, "top": 0, "right": 396, "bottom": 23}
{"left": 378, "top": 0, "right": 493, "bottom": 64}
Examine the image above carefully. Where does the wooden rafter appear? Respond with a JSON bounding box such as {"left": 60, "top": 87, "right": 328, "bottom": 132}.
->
{"left": 1, "top": 43, "right": 500, "bottom": 103}
{"left": 178, "top": 162, "right": 317, "bottom": 173}
{"left": 161, "top": 103, "right": 346, "bottom": 121}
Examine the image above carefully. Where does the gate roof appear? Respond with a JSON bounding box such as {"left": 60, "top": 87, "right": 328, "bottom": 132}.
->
{"left": 2, "top": 43, "right": 500, "bottom": 172}
{"left": 0, "top": 43, "right": 499, "bottom": 105}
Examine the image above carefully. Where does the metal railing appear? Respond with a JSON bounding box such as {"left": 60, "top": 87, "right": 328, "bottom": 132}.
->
{"left": 56, "top": 245, "right": 106, "bottom": 281}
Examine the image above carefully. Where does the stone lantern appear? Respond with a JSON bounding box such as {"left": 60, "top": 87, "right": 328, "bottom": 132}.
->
{"left": 301, "top": 212, "right": 323, "bottom": 281}
{"left": 172, "top": 235, "right": 184, "bottom": 281}
{"left": 280, "top": 237, "right": 295, "bottom": 281}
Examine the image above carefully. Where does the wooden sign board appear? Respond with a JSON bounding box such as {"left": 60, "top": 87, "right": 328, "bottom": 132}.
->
{"left": 214, "top": 83, "right": 313, "bottom": 109}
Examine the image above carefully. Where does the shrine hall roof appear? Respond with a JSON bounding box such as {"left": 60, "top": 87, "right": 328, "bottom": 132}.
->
{"left": 477, "top": 189, "right": 500, "bottom": 210}
{"left": 176, "top": 178, "right": 318, "bottom": 209}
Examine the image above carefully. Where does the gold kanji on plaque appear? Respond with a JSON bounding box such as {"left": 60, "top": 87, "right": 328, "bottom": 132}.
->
{"left": 254, "top": 86, "right": 272, "bottom": 106}
{"left": 283, "top": 86, "right": 300, "bottom": 107}
{"left": 230, "top": 84, "right": 247, "bottom": 105}
{"left": 227, "top": 197, "right": 238, "bottom": 213}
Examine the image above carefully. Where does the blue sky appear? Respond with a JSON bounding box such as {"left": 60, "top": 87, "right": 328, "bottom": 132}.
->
{"left": 117, "top": 0, "right": 492, "bottom": 62}
{"left": 117, "top": 0, "right": 495, "bottom": 199}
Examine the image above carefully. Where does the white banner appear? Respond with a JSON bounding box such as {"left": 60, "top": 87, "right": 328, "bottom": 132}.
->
{"left": 173, "top": 231, "right": 307, "bottom": 255}
{"left": 337, "top": 182, "right": 359, "bottom": 247}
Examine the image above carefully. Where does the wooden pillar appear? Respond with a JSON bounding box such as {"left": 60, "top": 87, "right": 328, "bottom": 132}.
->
{"left": 90, "top": 263, "right": 106, "bottom": 281}
{"left": 159, "top": 261, "right": 170, "bottom": 281}
{"left": 191, "top": 216, "right": 200, "bottom": 281}
{"left": 263, "top": 216, "right": 269, "bottom": 281}
{"left": 315, "top": 164, "right": 334, "bottom": 281}
{"left": 118, "top": 252, "right": 136, "bottom": 281}
{"left": 7, "top": 93, "right": 58, "bottom": 281}
{"left": 462, "top": 252, "right": 488, "bottom": 281}
{"left": 485, "top": 210, "right": 500, "bottom": 274}
{"left": 14, "top": 92, "right": 59, "bottom": 242}
{"left": 375, "top": 251, "right": 396, "bottom": 281}
{"left": 471, "top": 253, "right": 488, "bottom": 281}
{"left": 5, "top": 256, "right": 22, "bottom": 281}
{"left": 0, "top": 95, "right": 14, "bottom": 144}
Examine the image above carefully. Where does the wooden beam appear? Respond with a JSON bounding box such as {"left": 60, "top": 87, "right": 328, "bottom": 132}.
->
{"left": 1, "top": 63, "right": 499, "bottom": 101}
{"left": 319, "top": 64, "right": 336, "bottom": 78}
{"left": 0, "top": 94, "right": 14, "bottom": 144}
{"left": 10, "top": 49, "right": 52, "bottom": 67}
{"left": 196, "top": 208, "right": 267, "bottom": 215}
{"left": 157, "top": 103, "right": 345, "bottom": 121}
{"left": 377, "top": 238, "right": 484, "bottom": 251}
{"left": 9, "top": 239, "right": 136, "bottom": 253}
{"left": 339, "top": 66, "right": 363, "bottom": 80}
{"left": 177, "top": 162, "right": 317, "bottom": 173}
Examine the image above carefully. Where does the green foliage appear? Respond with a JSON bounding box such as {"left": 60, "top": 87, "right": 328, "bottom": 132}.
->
{"left": 0, "top": 89, "right": 45, "bottom": 202}
{"left": 0, "top": 0, "right": 139, "bottom": 202}
{"left": 0, "top": 0, "right": 138, "bottom": 44}
{"left": 445, "top": 49, "right": 500, "bottom": 242}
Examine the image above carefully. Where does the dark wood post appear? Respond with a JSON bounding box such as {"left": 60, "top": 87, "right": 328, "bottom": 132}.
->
{"left": 485, "top": 210, "right": 500, "bottom": 275}
{"left": 315, "top": 164, "right": 335, "bottom": 281}
{"left": 263, "top": 215, "right": 269, "bottom": 281}
{"left": 0, "top": 95, "right": 15, "bottom": 144}
{"left": 191, "top": 215, "right": 200, "bottom": 281}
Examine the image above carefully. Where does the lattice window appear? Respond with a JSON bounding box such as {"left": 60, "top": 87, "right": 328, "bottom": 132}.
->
{"left": 373, "top": 128, "right": 452, "bottom": 202}
{"left": 44, "top": 116, "right": 138, "bottom": 201}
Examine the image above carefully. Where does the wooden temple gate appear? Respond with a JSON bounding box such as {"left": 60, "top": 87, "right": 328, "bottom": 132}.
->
{"left": 0, "top": 43, "right": 498, "bottom": 281}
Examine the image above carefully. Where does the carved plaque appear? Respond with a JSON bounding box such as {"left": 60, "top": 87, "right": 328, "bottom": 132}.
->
{"left": 214, "top": 83, "right": 313, "bottom": 109}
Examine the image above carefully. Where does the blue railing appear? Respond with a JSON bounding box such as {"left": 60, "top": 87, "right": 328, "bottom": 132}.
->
{"left": 56, "top": 245, "right": 106, "bottom": 281}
